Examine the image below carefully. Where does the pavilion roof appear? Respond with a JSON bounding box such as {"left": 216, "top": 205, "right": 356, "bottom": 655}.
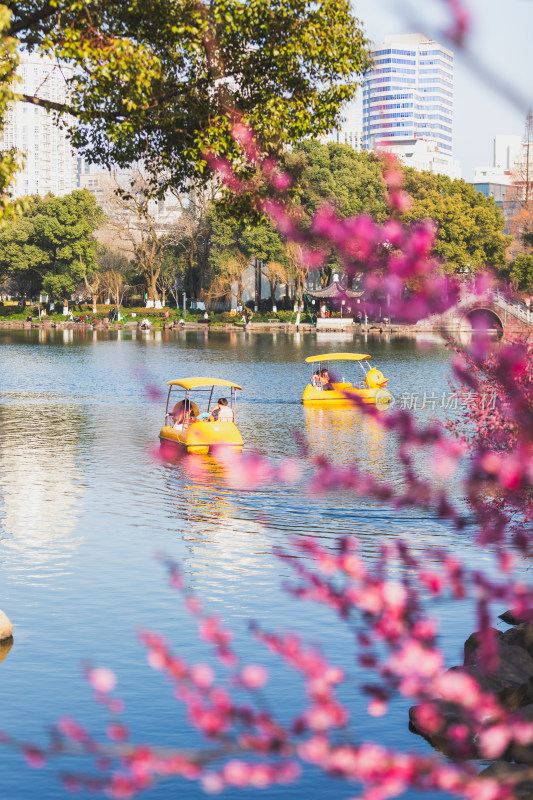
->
{"left": 306, "top": 281, "right": 363, "bottom": 300}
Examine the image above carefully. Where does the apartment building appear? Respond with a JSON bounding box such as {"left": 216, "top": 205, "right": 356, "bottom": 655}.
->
{"left": 0, "top": 52, "right": 77, "bottom": 198}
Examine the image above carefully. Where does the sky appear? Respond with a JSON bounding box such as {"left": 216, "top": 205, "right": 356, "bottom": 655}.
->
{"left": 351, "top": 0, "right": 533, "bottom": 180}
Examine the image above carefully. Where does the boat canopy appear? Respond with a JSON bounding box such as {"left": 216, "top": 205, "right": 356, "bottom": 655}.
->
{"left": 305, "top": 353, "right": 370, "bottom": 363}
{"left": 166, "top": 377, "right": 242, "bottom": 390}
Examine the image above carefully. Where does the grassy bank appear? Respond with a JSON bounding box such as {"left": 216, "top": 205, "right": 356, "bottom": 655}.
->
{"left": 0, "top": 303, "right": 317, "bottom": 327}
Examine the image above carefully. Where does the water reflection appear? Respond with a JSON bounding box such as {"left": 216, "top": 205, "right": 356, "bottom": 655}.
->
{"left": 414, "top": 331, "right": 445, "bottom": 346}
{"left": 303, "top": 404, "right": 387, "bottom": 468}
{"left": 0, "top": 327, "right": 493, "bottom": 800}
{"left": 316, "top": 332, "right": 354, "bottom": 344}
{"left": 163, "top": 456, "right": 270, "bottom": 605}
{"left": 0, "top": 404, "right": 84, "bottom": 576}
{"left": 0, "top": 636, "right": 13, "bottom": 664}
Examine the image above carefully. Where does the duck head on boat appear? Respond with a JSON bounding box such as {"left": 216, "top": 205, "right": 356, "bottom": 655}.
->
{"left": 159, "top": 378, "right": 243, "bottom": 454}
{"left": 302, "top": 353, "right": 392, "bottom": 405}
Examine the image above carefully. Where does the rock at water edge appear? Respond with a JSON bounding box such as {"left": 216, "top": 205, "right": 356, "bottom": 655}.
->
{"left": 0, "top": 609, "right": 13, "bottom": 641}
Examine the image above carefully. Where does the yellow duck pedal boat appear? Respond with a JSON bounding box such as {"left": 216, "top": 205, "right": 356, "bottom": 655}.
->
{"left": 302, "top": 353, "right": 392, "bottom": 406}
{"left": 159, "top": 378, "right": 244, "bottom": 454}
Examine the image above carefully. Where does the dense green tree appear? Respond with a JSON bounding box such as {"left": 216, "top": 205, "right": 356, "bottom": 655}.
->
{"left": 240, "top": 219, "right": 286, "bottom": 268}
{"left": 169, "top": 142, "right": 514, "bottom": 303}
{"left": 3, "top": 0, "right": 371, "bottom": 193}
{"left": 284, "top": 144, "right": 510, "bottom": 278}
{"left": 508, "top": 253, "right": 533, "bottom": 292}
{"left": 240, "top": 220, "right": 288, "bottom": 307}
{"left": 207, "top": 209, "right": 247, "bottom": 307}
{"left": 164, "top": 195, "right": 285, "bottom": 307}
{"left": 283, "top": 142, "right": 388, "bottom": 285}
{"left": 157, "top": 249, "right": 183, "bottom": 309}
{"left": 0, "top": 6, "right": 23, "bottom": 223}
{"left": 0, "top": 189, "right": 104, "bottom": 298}
{"left": 287, "top": 141, "right": 389, "bottom": 220}
{"left": 166, "top": 188, "right": 215, "bottom": 299}
{"left": 402, "top": 171, "right": 511, "bottom": 274}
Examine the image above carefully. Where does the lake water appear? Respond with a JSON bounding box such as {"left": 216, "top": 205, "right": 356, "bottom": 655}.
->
{"left": 0, "top": 327, "right": 498, "bottom": 799}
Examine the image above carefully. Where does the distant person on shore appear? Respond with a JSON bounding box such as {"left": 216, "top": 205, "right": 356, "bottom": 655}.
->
{"left": 209, "top": 398, "right": 234, "bottom": 422}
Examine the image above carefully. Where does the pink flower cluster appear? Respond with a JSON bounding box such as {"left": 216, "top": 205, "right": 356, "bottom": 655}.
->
{"left": 441, "top": 0, "right": 472, "bottom": 45}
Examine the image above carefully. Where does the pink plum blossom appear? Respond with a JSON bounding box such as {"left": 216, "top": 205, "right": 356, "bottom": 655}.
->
{"left": 88, "top": 667, "right": 117, "bottom": 694}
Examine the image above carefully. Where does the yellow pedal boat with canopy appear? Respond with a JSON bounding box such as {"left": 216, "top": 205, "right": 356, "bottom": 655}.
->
{"left": 159, "top": 378, "right": 243, "bottom": 454}
{"left": 302, "top": 353, "right": 392, "bottom": 406}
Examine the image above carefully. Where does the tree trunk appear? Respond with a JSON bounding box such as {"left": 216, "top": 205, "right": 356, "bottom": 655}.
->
{"left": 320, "top": 266, "right": 332, "bottom": 288}
{"left": 197, "top": 236, "right": 210, "bottom": 295}
{"left": 296, "top": 272, "right": 305, "bottom": 305}
{"left": 254, "top": 258, "right": 261, "bottom": 310}
{"left": 148, "top": 272, "right": 159, "bottom": 302}
{"left": 92, "top": 293, "right": 98, "bottom": 313}
{"left": 185, "top": 260, "right": 194, "bottom": 298}
{"left": 270, "top": 279, "right": 278, "bottom": 307}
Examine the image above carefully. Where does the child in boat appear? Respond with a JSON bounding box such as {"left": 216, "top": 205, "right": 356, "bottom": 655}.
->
{"left": 311, "top": 370, "right": 322, "bottom": 388}
{"left": 320, "top": 369, "right": 334, "bottom": 391}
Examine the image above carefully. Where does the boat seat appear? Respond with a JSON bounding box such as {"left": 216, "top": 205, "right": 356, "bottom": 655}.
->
{"left": 331, "top": 382, "right": 353, "bottom": 390}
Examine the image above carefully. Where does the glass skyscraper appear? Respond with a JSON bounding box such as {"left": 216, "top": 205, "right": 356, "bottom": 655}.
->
{"left": 362, "top": 33, "right": 456, "bottom": 176}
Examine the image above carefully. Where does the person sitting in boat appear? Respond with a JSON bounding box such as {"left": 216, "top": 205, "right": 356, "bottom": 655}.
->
{"left": 171, "top": 399, "right": 198, "bottom": 427}
{"left": 320, "top": 369, "right": 334, "bottom": 391}
{"left": 311, "top": 370, "right": 322, "bottom": 389}
{"left": 209, "top": 397, "right": 234, "bottom": 422}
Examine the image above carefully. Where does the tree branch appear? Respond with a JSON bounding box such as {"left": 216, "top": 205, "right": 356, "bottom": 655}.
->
{"left": 9, "top": 3, "right": 57, "bottom": 35}
{"left": 18, "top": 93, "right": 132, "bottom": 125}
{"left": 19, "top": 92, "right": 76, "bottom": 116}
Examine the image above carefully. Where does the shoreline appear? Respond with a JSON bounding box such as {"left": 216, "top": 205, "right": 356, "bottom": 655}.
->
{"left": 0, "top": 318, "right": 471, "bottom": 336}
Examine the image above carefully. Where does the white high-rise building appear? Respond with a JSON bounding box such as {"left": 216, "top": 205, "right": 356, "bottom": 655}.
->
{"left": 363, "top": 33, "right": 460, "bottom": 179}
{"left": 474, "top": 134, "right": 522, "bottom": 185}
{"left": 0, "top": 52, "right": 77, "bottom": 198}
{"left": 325, "top": 102, "right": 364, "bottom": 151}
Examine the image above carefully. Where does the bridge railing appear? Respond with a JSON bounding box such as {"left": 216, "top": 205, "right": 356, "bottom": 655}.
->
{"left": 459, "top": 287, "right": 532, "bottom": 326}
{"left": 492, "top": 290, "right": 531, "bottom": 324}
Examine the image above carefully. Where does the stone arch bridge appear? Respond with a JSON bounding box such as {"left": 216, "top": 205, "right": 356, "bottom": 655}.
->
{"left": 417, "top": 290, "right": 533, "bottom": 339}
